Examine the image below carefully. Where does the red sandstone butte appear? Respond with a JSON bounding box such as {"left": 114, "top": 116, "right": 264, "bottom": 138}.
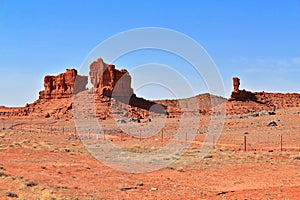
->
{"left": 89, "top": 58, "right": 133, "bottom": 97}
{"left": 1, "top": 62, "right": 300, "bottom": 119}
{"left": 39, "top": 69, "right": 87, "bottom": 99}
{"left": 71, "top": 58, "right": 168, "bottom": 120}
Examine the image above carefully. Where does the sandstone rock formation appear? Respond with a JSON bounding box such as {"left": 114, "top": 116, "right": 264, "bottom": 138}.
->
{"left": 89, "top": 58, "right": 133, "bottom": 97}
{"left": 226, "top": 77, "right": 300, "bottom": 115}
{"left": 39, "top": 69, "right": 87, "bottom": 99}
{"left": 229, "top": 77, "right": 257, "bottom": 102}
{"left": 155, "top": 94, "right": 226, "bottom": 118}
{"left": 233, "top": 77, "right": 240, "bottom": 93}
{"left": 88, "top": 58, "right": 167, "bottom": 117}
{"left": 1, "top": 66, "right": 300, "bottom": 120}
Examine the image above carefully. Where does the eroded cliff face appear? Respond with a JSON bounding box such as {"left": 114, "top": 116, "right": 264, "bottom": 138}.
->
{"left": 226, "top": 77, "right": 300, "bottom": 115}
{"left": 72, "top": 58, "right": 167, "bottom": 120}
{"left": 0, "top": 59, "right": 166, "bottom": 120}
{"left": 1, "top": 63, "right": 300, "bottom": 120}
{"left": 39, "top": 69, "right": 88, "bottom": 99}
{"left": 89, "top": 58, "right": 133, "bottom": 97}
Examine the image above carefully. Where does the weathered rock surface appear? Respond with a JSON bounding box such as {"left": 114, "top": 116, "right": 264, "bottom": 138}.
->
{"left": 1, "top": 65, "right": 300, "bottom": 120}
{"left": 39, "top": 69, "right": 87, "bottom": 99}
{"left": 89, "top": 58, "right": 133, "bottom": 97}
{"left": 233, "top": 77, "right": 240, "bottom": 93}
{"left": 226, "top": 77, "right": 300, "bottom": 115}
{"left": 155, "top": 94, "right": 226, "bottom": 118}
{"left": 86, "top": 58, "right": 167, "bottom": 119}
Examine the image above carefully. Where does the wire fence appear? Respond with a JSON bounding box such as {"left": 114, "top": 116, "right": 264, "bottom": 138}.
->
{"left": 0, "top": 120, "right": 299, "bottom": 152}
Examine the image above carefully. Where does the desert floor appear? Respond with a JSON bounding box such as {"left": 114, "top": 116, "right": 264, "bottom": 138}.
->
{"left": 0, "top": 107, "right": 299, "bottom": 199}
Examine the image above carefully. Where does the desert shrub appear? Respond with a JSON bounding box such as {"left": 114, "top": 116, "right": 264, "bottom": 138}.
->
{"left": 4, "top": 191, "right": 18, "bottom": 198}
{"left": 294, "top": 156, "right": 300, "bottom": 160}
{"left": 25, "top": 180, "right": 37, "bottom": 187}
{"left": 0, "top": 171, "right": 7, "bottom": 177}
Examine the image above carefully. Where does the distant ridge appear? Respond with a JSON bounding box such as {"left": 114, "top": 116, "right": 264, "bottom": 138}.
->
{"left": 0, "top": 61, "right": 299, "bottom": 119}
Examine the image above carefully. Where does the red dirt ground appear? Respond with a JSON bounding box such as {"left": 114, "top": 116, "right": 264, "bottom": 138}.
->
{"left": 0, "top": 107, "right": 299, "bottom": 199}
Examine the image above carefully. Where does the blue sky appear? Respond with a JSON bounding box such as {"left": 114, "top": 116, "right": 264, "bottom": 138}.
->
{"left": 0, "top": 0, "right": 300, "bottom": 106}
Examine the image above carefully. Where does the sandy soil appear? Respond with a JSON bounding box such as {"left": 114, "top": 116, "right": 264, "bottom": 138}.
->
{"left": 0, "top": 107, "right": 299, "bottom": 199}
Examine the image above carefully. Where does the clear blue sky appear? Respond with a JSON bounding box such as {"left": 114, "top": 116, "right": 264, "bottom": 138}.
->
{"left": 0, "top": 0, "right": 300, "bottom": 107}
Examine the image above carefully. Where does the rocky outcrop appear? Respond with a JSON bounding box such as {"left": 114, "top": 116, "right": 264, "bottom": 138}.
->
{"left": 155, "top": 94, "right": 226, "bottom": 118}
{"left": 90, "top": 58, "right": 133, "bottom": 97}
{"left": 88, "top": 58, "right": 167, "bottom": 117}
{"left": 2, "top": 66, "right": 300, "bottom": 120}
{"left": 229, "top": 77, "right": 257, "bottom": 102}
{"left": 233, "top": 77, "right": 240, "bottom": 93}
{"left": 230, "top": 90, "right": 257, "bottom": 102}
{"left": 0, "top": 59, "right": 168, "bottom": 120}
{"left": 39, "top": 69, "right": 87, "bottom": 99}
{"left": 226, "top": 77, "right": 300, "bottom": 115}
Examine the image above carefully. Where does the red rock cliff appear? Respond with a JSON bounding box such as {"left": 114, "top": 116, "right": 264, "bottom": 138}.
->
{"left": 227, "top": 77, "right": 300, "bottom": 115}
{"left": 39, "top": 69, "right": 87, "bottom": 99}
{"left": 89, "top": 58, "right": 133, "bottom": 97}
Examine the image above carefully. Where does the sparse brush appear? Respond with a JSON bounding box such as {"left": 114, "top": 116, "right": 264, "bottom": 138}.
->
{"left": 0, "top": 171, "right": 7, "bottom": 177}
{"left": 4, "top": 191, "right": 18, "bottom": 198}
{"left": 203, "top": 155, "right": 213, "bottom": 159}
{"left": 293, "top": 156, "right": 300, "bottom": 160}
{"left": 25, "top": 180, "right": 37, "bottom": 187}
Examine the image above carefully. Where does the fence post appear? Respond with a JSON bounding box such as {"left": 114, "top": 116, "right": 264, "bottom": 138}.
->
{"left": 244, "top": 135, "right": 247, "bottom": 151}
{"left": 161, "top": 128, "right": 164, "bottom": 143}
{"left": 139, "top": 130, "right": 142, "bottom": 141}
{"left": 280, "top": 134, "right": 283, "bottom": 152}
{"left": 212, "top": 134, "right": 215, "bottom": 149}
{"left": 185, "top": 131, "right": 188, "bottom": 145}
{"left": 62, "top": 126, "right": 64, "bottom": 135}
{"left": 88, "top": 129, "right": 90, "bottom": 139}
